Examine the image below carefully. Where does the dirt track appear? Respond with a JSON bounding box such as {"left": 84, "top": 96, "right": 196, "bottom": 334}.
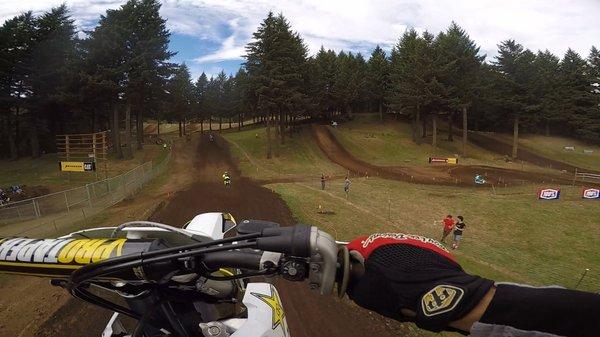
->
{"left": 148, "top": 134, "right": 411, "bottom": 337}
{"left": 1, "top": 134, "right": 411, "bottom": 337}
{"left": 313, "top": 125, "right": 578, "bottom": 187}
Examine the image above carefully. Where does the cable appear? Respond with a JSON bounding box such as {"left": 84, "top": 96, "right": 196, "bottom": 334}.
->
{"left": 68, "top": 235, "right": 261, "bottom": 289}
{"left": 111, "top": 221, "right": 202, "bottom": 242}
{"left": 71, "top": 286, "right": 141, "bottom": 319}
{"left": 203, "top": 270, "right": 276, "bottom": 281}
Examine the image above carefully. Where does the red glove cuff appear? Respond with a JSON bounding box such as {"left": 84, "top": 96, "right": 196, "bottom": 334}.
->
{"left": 347, "top": 233, "right": 458, "bottom": 265}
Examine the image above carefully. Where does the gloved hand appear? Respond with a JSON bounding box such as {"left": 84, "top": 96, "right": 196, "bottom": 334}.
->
{"left": 346, "top": 233, "right": 494, "bottom": 333}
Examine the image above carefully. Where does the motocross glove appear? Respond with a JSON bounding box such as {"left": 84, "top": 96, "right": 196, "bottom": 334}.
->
{"left": 346, "top": 233, "right": 493, "bottom": 333}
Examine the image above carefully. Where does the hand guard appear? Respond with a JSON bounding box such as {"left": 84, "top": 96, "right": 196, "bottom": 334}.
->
{"left": 346, "top": 233, "right": 494, "bottom": 333}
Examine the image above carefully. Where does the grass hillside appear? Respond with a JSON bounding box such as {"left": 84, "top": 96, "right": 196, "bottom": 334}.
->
{"left": 492, "top": 133, "right": 600, "bottom": 171}
{"left": 225, "top": 126, "right": 600, "bottom": 295}
{"left": 224, "top": 127, "right": 345, "bottom": 181}
{"left": 331, "top": 114, "right": 555, "bottom": 173}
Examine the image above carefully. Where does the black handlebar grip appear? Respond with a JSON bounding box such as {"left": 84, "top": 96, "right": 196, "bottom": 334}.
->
{"left": 201, "top": 250, "right": 263, "bottom": 271}
{"left": 256, "top": 225, "right": 311, "bottom": 257}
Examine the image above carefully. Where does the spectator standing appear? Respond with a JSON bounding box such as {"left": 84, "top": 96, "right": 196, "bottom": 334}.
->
{"left": 452, "top": 215, "right": 466, "bottom": 249}
{"left": 441, "top": 214, "right": 454, "bottom": 243}
{"left": 321, "top": 173, "right": 326, "bottom": 190}
{"left": 343, "top": 177, "right": 351, "bottom": 198}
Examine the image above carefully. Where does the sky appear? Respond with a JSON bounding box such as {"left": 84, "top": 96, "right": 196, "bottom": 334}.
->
{"left": 2, "top": 0, "right": 600, "bottom": 80}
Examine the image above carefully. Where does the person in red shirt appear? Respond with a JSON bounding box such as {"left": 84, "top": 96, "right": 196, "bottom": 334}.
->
{"left": 441, "top": 214, "right": 454, "bottom": 243}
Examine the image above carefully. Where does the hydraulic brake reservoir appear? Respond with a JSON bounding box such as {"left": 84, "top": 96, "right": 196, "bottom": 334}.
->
{"left": 0, "top": 237, "right": 165, "bottom": 280}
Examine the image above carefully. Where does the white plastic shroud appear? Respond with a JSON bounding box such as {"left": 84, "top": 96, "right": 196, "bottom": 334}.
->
{"left": 230, "top": 282, "right": 290, "bottom": 337}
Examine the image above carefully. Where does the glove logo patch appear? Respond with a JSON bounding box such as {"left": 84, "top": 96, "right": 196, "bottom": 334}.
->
{"left": 421, "top": 285, "right": 464, "bottom": 317}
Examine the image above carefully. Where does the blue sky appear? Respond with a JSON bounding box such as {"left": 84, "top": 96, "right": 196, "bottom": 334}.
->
{"left": 168, "top": 33, "right": 243, "bottom": 78}
{"left": 2, "top": 0, "right": 600, "bottom": 80}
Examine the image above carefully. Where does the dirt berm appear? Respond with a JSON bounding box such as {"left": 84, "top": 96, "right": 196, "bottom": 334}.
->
{"left": 312, "top": 125, "right": 579, "bottom": 187}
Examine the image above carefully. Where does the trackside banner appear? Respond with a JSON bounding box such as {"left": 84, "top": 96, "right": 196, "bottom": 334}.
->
{"left": 428, "top": 157, "right": 458, "bottom": 164}
{"left": 59, "top": 161, "right": 96, "bottom": 172}
{"left": 537, "top": 188, "right": 560, "bottom": 200}
{"left": 582, "top": 188, "right": 600, "bottom": 199}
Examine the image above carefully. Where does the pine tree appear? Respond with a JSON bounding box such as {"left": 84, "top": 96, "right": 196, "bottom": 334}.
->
{"left": 83, "top": 5, "right": 130, "bottom": 158}
{"left": 388, "top": 29, "right": 445, "bottom": 146}
{"left": 531, "top": 50, "right": 561, "bottom": 135}
{"left": 559, "top": 49, "right": 597, "bottom": 141}
{"left": 194, "top": 72, "right": 208, "bottom": 131}
{"left": 214, "top": 71, "right": 227, "bottom": 131}
{"left": 244, "top": 12, "right": 308, "bottom": 152}
{"left": 233, "top": 68, "right": 249, "bottom": 130}
{"left": 26, "top": 5, "right": 78, "bottom": 157}
{"left": 367, "top": 46, "right": 390, "bottom": 121}
{"left": 492, "top": 40, "right": 537, "bottom": 158}
{"left": 588, "top": 46, "right": 600, "bottom": 138}
{"left": 121, "top": 0, "right": 174, "bottom": 150}
{"left": 168, "top": 63, "right": 194, "bottom": 137}
{"left": 311, "top": 47, "right": 339, "bottom": 117}
{"left": 0, "top": 12, "right": 37, "bottom": 159}
{"left": 434, "top": 22, "right": 484, "bottom": 155}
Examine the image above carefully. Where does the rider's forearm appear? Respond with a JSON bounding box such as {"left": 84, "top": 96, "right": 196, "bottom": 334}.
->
{"left": 448, "top": 286, "right": 495, "bottom": 332}
{"left": 451, "top": 283, "right": 600, "bottom": 336}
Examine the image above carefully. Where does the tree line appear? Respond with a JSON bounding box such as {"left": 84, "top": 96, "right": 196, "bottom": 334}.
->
{"left": 1, "top": 6, "right": 598, "bottom": 160}
{"left": 242, "top": 13, "right": 600, "bottom": 158}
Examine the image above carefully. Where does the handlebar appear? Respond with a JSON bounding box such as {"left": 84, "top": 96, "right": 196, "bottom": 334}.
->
{"left": 0, "top": 224, "right": 342, "bottom": 296}
{"left": 201, "top": 250, "right": 264, "bottom": 271}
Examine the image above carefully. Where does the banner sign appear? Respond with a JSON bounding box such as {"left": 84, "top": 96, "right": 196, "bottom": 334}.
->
{"left": 537, "top": 188, "right": 560, "bottom": 200}
{"left": 582, "top": 188, "right": 600, "bottom": 199}
{"left": 59, "top": 161, "right": 96, "bottom": 172}
{"left": 428, "top": 157, "right": 458, "bottom": 165}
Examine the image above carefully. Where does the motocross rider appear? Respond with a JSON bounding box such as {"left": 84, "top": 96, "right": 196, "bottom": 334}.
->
{"left": 222, "top": 171, "right": 231, "bottom": 187}
{"left": 345, "top": 233, "right": 599, "bottom": 337}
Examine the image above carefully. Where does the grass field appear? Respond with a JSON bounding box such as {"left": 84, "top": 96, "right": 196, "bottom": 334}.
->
{"left": 225, "top": 126, "right": 600, "bottom": 294}
{"left": 270, "top": 179, "right": 600, "bottom": 290}
{"left": 224, "top": 127, "right": 345, "bottom": 181}
{"left": 0, "top": 143, "right": 165, "bottom": 194}
{"left": 492, "top": 133, "right": 600, "bottom": 171}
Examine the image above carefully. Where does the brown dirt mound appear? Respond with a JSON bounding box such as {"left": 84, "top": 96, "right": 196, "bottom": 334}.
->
{"left": 312, "top": 125, "right": 452, "bottom": 184}
{"left": 147, "top": 134, "right": 411, "bottom": 337}
{"left": 313, "top": 125, "right": 577, "bottom": 187}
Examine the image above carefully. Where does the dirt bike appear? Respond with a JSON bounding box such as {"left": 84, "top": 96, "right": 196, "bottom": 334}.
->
{"left": 0, "top": 212, "right": 351, "bottom": 337}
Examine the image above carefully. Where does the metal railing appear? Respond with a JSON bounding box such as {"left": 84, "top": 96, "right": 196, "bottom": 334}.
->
{"left": 0, "top": 150, "right": 171, "bottom": 225}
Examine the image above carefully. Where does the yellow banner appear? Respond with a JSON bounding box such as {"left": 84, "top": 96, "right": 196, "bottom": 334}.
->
{"left": 447, "top": 158, "right": 458, "bottom": 165}
{"left": 59, "top": 161, "right": 95, "bottom": 172}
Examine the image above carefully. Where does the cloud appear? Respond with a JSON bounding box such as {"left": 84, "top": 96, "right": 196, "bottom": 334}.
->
{"left": 194, "top": 34, "right": 246, "bottom": 63}
{"left": 0, "top": 0, "right": 123, "bottom": 30}
{"left": 172, "top": 0, "right": 600, "bottom": 64}
{"left": 2, "top": 0, "right": 600, "bottom": 69}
